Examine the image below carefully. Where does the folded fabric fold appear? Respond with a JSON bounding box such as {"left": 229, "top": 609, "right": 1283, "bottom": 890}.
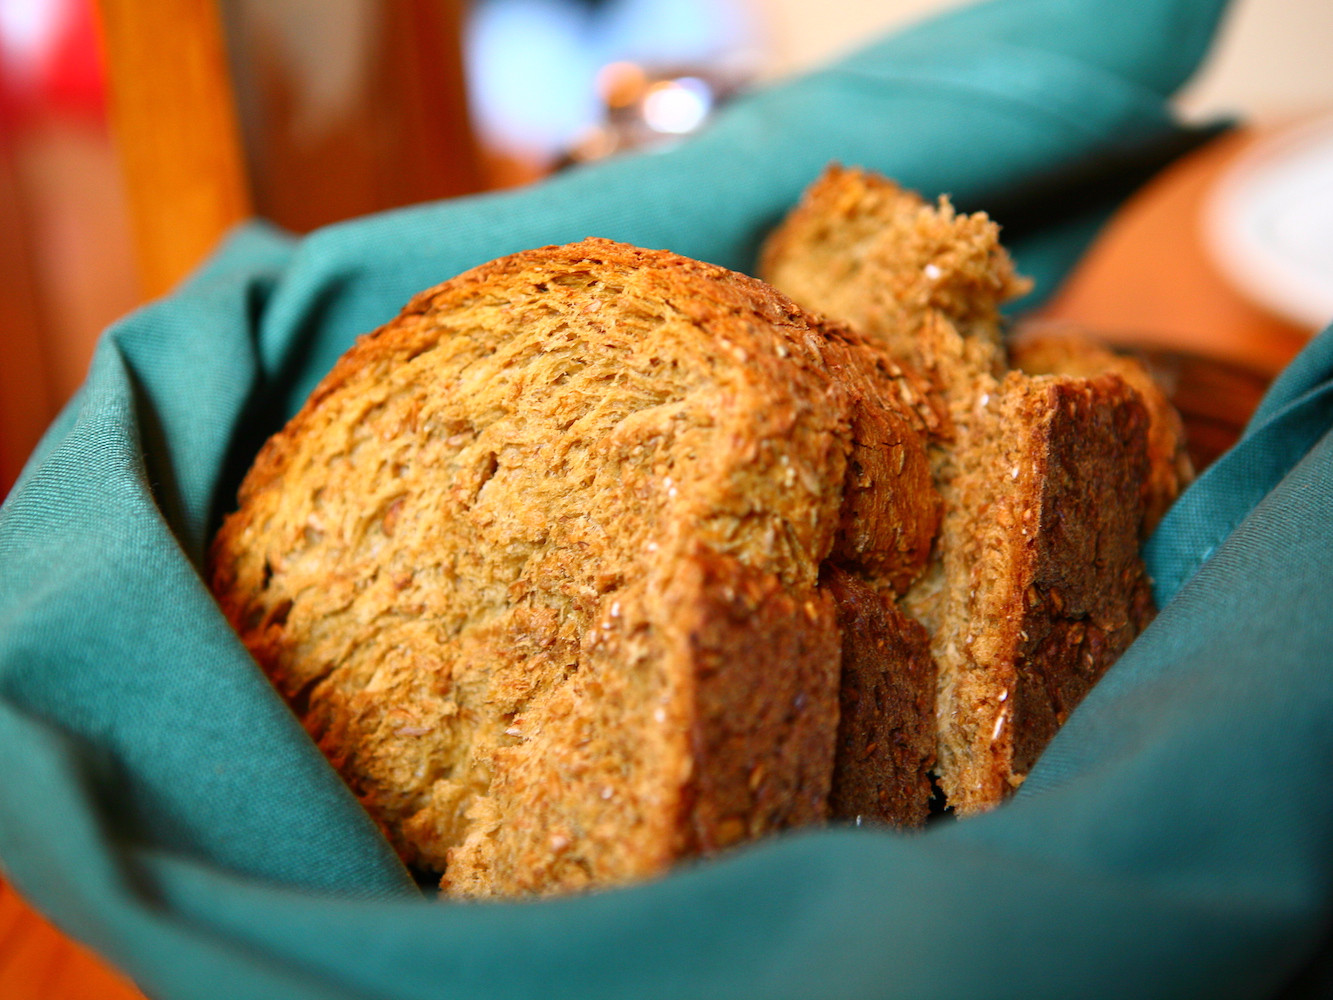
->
{"left": 9, "top": 1, "right": 1333, "bottom": 998}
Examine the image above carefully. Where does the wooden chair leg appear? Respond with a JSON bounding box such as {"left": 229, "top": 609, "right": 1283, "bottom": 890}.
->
{"left": 96, "top": 0, "right": 252, "bottom": 299}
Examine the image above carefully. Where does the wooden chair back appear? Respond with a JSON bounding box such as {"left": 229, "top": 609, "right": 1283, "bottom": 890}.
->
{"left": 97, "top": 0, "right": 483, "bottom": 299}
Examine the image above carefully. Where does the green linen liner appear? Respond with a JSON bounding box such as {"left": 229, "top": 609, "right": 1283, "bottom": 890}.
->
{"left": 7, "top": 0, "right": 1332, "bottom": 996}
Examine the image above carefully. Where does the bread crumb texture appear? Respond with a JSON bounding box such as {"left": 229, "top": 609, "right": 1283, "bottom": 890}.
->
{"left": 763, "top": 165, "right": 1166, "bottom": 815}
{"left": 212, "top": 164, "right": 1182, "bottom": 896}
{"left": 1009, "top": 329, "right": 1193, "bottom": 534}
{"left": 210, "top": 238, "right": 940, "bottom": 897}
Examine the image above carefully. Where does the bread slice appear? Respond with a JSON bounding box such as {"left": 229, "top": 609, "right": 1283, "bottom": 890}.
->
{"left": 822, "top": 565, "right": 936, "bottom": 826}
{"left": 209, "top": 238, "right": 941, "bottom": 896}
{"left": 923, "top": 372, "right": 1154, "bottom": 811}
{"left": 1009, "top": 326, "right": 1193, "bottom": 534}
{"left": 761, "top": 167, "right": 1158, "bottom": 813}
{"left": 759, "top": 164, "right": 1030, "bottom": 404}
{"left": 442, "top": 546, "right": 844, "bottom": 897}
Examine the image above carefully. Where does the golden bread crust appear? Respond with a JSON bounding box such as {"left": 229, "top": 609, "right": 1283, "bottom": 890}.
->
{"left": 760, "top": 164, "right": 1030, "bottom": 394}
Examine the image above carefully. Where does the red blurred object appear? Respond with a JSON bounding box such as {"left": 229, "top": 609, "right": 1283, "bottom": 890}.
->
{"left": 0, "top": 0, "right": 106, "bottom": 125}
{"left": 43, "top": 0, "right": 106, "bottom": 114}
{"left": 1, "top": 0, "right": 132, "bottom": 499}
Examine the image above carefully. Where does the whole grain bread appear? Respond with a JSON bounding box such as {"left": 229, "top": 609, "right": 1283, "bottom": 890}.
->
{"left": 761, "top": 166, "right": 1161, "bottom": 813}
{"left": 1009, "top": 326, "right": 1193, "bottom": 534}
{"left": 759, "top": 164, "right": 1030, "bottom": 403}
{"left": 209, "top": 238, "right": 942, "bottom": 896}
{"left": 920, "top": 372, "right": 1154, "bottom": 811}
{"left": 822, "top": 565, "right": 936, "bottom": 825}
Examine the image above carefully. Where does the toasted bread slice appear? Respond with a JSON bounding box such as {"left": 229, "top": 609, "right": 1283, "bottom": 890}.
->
{"left": 210, "top": 238, "right": 941, "bottom": 895}
{"left": 763, "top": 168, "right": 1157, "bottom": 813}
{"left": 759, "top": 164, "right": 1029, "bottom": 400}
{"left": 923, "top": 373, "right": 1153, "bottom": 811}
{"left": 822, "top": 565, "right": 936, "bottom": 826}
{"left": 1010, "top": 327, "right": 1193, "bottom": 534}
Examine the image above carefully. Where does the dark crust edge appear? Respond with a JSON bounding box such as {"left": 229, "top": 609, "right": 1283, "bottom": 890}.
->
{"left": 672, "top": 548, "right": 842, "bottom": 855}
{"left": 1008, "top": 374, "right": 1154, "bottom": 775}
{"left": 822, "top": 564, "right": 936, "bottom": 826}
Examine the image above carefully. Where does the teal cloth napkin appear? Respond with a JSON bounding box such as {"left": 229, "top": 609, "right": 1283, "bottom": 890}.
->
{"left": 10, "top": 0, "right": 1333, "bottom": 997}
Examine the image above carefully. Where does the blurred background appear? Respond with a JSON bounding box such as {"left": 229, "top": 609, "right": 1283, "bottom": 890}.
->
{"left": 1, "top": 0, "right": 1332, "bottom": 497}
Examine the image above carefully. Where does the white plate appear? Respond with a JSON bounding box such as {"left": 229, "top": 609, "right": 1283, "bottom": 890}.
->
{"left": 1206, "top": 116, "right": 1333, "bottom": 332}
